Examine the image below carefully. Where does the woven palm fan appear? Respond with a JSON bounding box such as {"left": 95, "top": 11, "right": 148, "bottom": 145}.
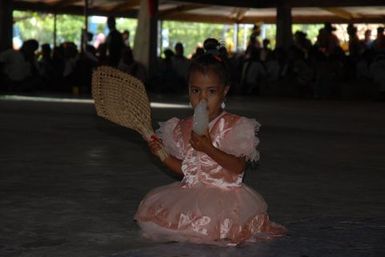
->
{"left": 92, "top": 66, "right": 168, "bottom": 161}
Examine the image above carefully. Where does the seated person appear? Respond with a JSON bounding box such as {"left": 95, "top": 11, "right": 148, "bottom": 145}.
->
{"left": 0, "top": 39, "right": 40, "bottom": 92}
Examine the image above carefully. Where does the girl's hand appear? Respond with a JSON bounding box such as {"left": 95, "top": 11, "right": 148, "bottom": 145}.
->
{"left": 148, "top": 135, "right": 164, "bottom": 157}
{"left": 190, "top": 130, "right": 213, "bottom": 153}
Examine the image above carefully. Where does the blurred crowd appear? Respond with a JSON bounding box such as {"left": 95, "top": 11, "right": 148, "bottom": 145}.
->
{"left": 1, "top": 19, "right": 385, "bottom": 101}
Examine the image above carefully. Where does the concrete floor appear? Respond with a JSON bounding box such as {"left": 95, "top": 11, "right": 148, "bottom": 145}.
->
{"left": 0, "top": 95, "right": 384, "bottom": 257}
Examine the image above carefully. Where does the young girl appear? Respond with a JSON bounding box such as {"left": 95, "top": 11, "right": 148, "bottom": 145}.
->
{"left": 134, "top": 39, "right": 286, "bottom": 246}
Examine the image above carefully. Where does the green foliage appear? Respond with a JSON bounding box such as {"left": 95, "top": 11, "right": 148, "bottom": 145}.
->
{"left": 13, "top": 11, "right": 54, "bottom": 45}
{"left": 292, "top": 24, "right": 323, "bottom": 43}
{"left": 56, "top": 14, "right": 84, "bottom": 46}
{"left": 14, "top": 11, "right": 137, "bottom": 49}
{"left": 160, "top": 22, "right": 278, "bottom": 56}
{"left": 13, "top": 10, "right": 324, "bottom": 55}
{"left": 263, "top": 24, "right": 277, "bottom": 47}
{"left": 116, "top": 18, "right": 137, "bottom": 47}
{"left": 161, "top": 21, "right": 227, "bottom": 57}
{"left": 14, "top": 11, "right": 84, "bottom": 47}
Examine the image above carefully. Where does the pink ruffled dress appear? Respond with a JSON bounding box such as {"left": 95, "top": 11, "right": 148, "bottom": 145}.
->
{"left": 134, "top": 112, "right": 286, "bottom": 246}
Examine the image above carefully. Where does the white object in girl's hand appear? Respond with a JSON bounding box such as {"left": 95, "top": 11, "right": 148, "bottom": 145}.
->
{"left": 193, "top": 99, "right": 209, "bottom": 135}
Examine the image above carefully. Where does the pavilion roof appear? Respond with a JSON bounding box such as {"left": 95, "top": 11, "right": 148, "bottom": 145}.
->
{"left": 13, "top": 0, "right": 385, "bottom": 24}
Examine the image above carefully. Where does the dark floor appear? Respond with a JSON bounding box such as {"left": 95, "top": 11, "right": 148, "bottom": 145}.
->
{"left": 0, "top": 94, "right": 384, "bottom": 257}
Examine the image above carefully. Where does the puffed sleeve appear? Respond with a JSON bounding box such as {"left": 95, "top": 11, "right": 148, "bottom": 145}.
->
{"left": 156, "top": 117, "right": 184, "bottom": 160}
{"left": 220, "top": 117, "right": 260, "bottom": 162}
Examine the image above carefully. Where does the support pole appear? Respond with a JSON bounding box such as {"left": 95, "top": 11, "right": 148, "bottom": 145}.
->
{"left": 53, "top": 12, "right": 57, "bottom": 47}
{"left": 243, "top": 24, "right": 247, "bottom": 50}
{"left": 134, "top": 0, "right": 159, "bottom": 83}
{"left": 81, "top": 0, "right": 89, "bottom": 52}
{"left": 159, "top": 20, "right": 163, "bottom": 56}
{"left": 84, "top": 0, "right": 89, "bottom": 31}
{"left": 276, "top": 2, "right": 293, "bottom": 49}
{"left": 0, "top": 0, "right": 13, "bottom": 51}
{"left": 234, "top": 23, "right": 239, "bottom": 52}
{"left": 148, "top": 0, "right": 159, "bottom": 80}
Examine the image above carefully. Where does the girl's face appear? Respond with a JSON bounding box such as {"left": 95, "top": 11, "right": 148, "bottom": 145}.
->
{"left": 188, "top": 70, "right": 229, "bottom": 121}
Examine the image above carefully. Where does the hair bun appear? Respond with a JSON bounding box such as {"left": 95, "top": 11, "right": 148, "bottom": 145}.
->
{"left": 189, "top": 38, "right": 231, "bottom": 86}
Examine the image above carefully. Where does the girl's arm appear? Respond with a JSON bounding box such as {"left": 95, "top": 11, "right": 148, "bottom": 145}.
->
{"left": 190, "top": 131, "right": 245, "bottom": 175}
{"left": 162, "top": 155, "right": 183, "bottom": 176}
{"left": 148, "top": 139, "right": 183, "bottom": 176}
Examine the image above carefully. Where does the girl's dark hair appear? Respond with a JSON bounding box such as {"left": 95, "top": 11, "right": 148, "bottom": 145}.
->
{"left": 188, "top": 38, "right": 231, "bottom": 86}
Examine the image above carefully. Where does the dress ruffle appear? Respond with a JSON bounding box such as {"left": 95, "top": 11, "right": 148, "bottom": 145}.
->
{"left": 157, "top": 117, "right": 184, "bottom": 160}
{"left": 220, "top": 117, "right": 260, "bottom": 162}
{"left": 135, "top": 182, "right": 286, "bottom": 246}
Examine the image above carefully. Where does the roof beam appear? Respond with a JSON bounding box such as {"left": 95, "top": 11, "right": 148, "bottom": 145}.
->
{"left": 159, "top": 4, "right": 208, "bottom": 18}
{"left": 174, "top": 0, "right": 273, "bottom": 9}
{"left": 44, "top": 0, "right": 82, "bottom": 7}
{"left": 290, "top": 14, "right": 384, "bottom": 23}
{"left": 57, "top": 0, "right": 83, "bottom": 7}
{"left": 11, "top": 0, "right": 385, "bottom": 24}
{"left": 322, "top": 7, "right": 358, "bottom": 20}
{"left": 163, "top": 12, "right": 385, "bottom": 24}
{"left": 104, "top": 0, "right": 141, "bottom": 12}
{"left": 163, "top": 13, "right": 234, "bottom": 24}
{"left": 230, "top": 7, "right": 249, "bottom": 23}
{"left": 181, "top": 0, "right": 385, "bottom": 8}
{"left": 13, "top": 1, "right": 138, "bottom": 17}
{"left": 285, "top": 0, "right": 385, "bottom": 8}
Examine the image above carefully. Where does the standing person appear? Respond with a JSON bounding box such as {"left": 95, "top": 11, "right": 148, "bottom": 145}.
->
{"left": 260, "top": 38, "right": 273, "bottom": 62}
{"left": 0, "top": 39, "right": 40, "bottom": 92}
{"left": 135, "top": 38, "right": 286, "bottom": 246}
{"left": 118, "top": 46, "right": 146, "bottom": 83}
{"left": 362, "top": 29, "right": 373, "bottom": 50}
{"left": 122, "top": 30, "right": 131, "bottom": 48}
{"left": 172, "top": 42, "right": 190, "bottom": 91}
{"left": 248, "top": 24, "right": 262, "bottom": 49}
{"left": 38, "top": 43, "right": 55, "bottom": 90}
{"left": 240, "top": 45, "right": 266, "bottom": 95}
{"left": 347, "top": 23, "right": 361, "bottom": 59}
{"left": 316, "top": 23, "right": 340, "bottom": 56}
{"left": 106, "top": 16, "right": 124, "bottom": 67}
{"left": 293, "top": 31, "right": 312, "bottom": 58}
{"left": 372, "top": 27, "right": 385, "bottom": 51}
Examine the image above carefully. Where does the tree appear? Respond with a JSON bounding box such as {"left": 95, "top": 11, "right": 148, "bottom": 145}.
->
{"left": 56, "top": 14, "right": 84, "bottom": 46}
{"left": 161, "top": 21, "right": 227, "bottom": 57}
{"left": 14, "top": 11, "right": 84, "bottom": 47}
{"left": 13, "top": 11, "right": 54, "bottom": 45}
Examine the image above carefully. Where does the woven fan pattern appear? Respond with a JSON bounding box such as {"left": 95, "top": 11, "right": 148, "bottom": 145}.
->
{"left": 92, "top": 66, "right": 168, "bottom": 160}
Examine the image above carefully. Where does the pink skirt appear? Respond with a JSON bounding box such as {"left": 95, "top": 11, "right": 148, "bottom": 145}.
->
{"left": 134, "top": 182, "right": 287, "bottom": 246}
